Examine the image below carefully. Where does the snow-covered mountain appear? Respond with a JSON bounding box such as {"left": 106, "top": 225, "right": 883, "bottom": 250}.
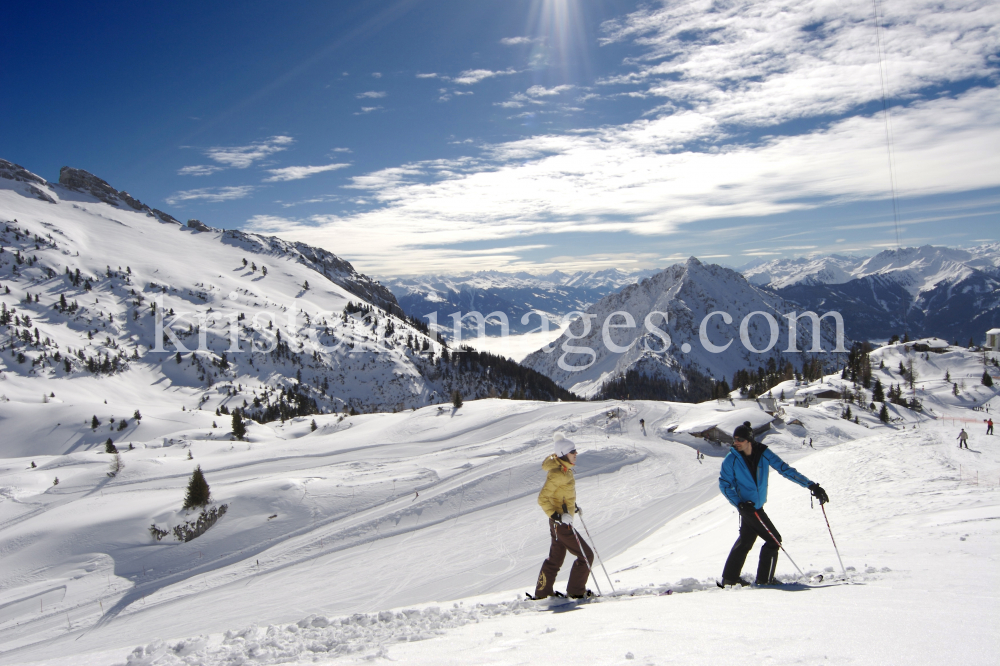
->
{"left": 521, "top": 258, "right": 844, "bottom": 397}
{"left": 740, "top": 246, "right": 1000, "bottom": 343}
{"left": 384, "top": 268, "right": 660, "bottom": 337}
{"left": 0, "top": 158, "right": 571, "bottom": 421}
{"left": 741, "top": 254, "right": 866, "bottom": 289}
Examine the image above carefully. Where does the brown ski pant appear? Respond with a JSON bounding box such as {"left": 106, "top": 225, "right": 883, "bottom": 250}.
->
{"left": 534, "top": 519, "right": 594, "bottom": 598}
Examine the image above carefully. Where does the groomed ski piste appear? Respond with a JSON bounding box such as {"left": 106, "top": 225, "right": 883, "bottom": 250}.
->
{"left": 0, "top": 347, "right": 998, "bottom": 665}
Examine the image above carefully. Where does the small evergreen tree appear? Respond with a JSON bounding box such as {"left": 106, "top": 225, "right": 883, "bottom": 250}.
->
{"left": 872, "top": 378, "right": 885, "bottom": 402}
{"left": 91, "top": 415, "right": 100, "bottom": 430}
{"left": 105, "top": 438, "right": 117, "bottom": 454}
{"left": 182, "top": 465, "right": 211, "bottom": 509}
{"left": 311, "top": 419, "right": 318, "bottom": 432}
{"left": 133, "top": 409, "right": 142, "bottom": 422}
{"left": 452, "top": 390, "right": 463, "bottom": 409}
{"left": 232, "top": 409, "right": 247, "bottom": 440}
{"left": 983, "top": 371, "right": 994, "bottom": 388}
{"left": 879, "top": 403, "right": 890, "bottom": 423}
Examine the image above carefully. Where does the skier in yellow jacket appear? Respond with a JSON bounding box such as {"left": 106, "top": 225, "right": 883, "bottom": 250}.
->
{"left": 532, "top": 433, "right": 594, "bottom": 599}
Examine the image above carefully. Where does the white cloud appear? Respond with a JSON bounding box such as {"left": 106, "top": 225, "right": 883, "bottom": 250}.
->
{"left": 526, "top": 85, "right": 574, "bottom": 97}
{"left": 596, "top": 0, "right": 1000, "bottom": 128}
{"left": 260, "top": 86, "right": 1000, "bottom": 275}
{"left": 165, "top": 186, "right": 254, "bottom": 205}
{"left": 500, "top": 36, "right": 535, "bottom": 46}
{"left": 453, "top": 68, "right": 518, "bottom": 85}
{"left": 416, "top": 72, "right": 439, "bottom": 79}
{"left": 355, "top": 106, "right": 383, "bottom": 115}
{"left": 356, "top": 91, "right": 387, "bottom": 99}
{"left": 263, "top": 163, "right": 351, "bottom": 182}
{"left": 204, "top": 136, "right": 294, "bottom": 169}
{"left": 372, "top": 72, "right": 382, "bottom": 78}
{"left": 330, "top": 147, "right": 352, "bottom": 153}
{"left": 177, "top": 165, "right": 223, "bottom": 176}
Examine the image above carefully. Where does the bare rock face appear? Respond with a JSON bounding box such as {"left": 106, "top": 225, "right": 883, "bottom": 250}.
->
{"left": 0, "top": 159, "right": 56, "bottom": 203}
{"left": 58, "top": 166, "right": 151, "bottom": 213}
{"left": 186, "top": 219, "right": 212, "bottom": 232}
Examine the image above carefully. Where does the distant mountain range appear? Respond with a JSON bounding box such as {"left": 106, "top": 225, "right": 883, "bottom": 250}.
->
{"left": 383, "top": 269, "right": 661, "bottom": 336}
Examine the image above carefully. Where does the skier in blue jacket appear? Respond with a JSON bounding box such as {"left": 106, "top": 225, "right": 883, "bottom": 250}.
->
{"left": 718, "top": 424, "right": 829, "bottom": 586}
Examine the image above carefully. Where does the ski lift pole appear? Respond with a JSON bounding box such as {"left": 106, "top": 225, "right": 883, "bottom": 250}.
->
{"left": 578, "top": 514, "right": 616, "bottom": 594}
{"left": 821, "top": 504, "right": 847, "bottom": 578}
{"left": 754, "top": 511, "right": 804, "bottom": 577}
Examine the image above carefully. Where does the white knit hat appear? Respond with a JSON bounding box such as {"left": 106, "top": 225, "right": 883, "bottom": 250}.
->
{"left": 553, "top": 433, "right": 577, "bottom": 458}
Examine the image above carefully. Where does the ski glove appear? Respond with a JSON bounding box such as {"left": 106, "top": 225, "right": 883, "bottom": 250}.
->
{"left": 560, "top": 512, "right": 574, "bottom": 526}
{"left": 809, "top": 483, "right": 829, "bottom": 505}
{"left": 575, "top": 504, "right": 582, "bottom": 516}
{"left": 737, "top": 501, "right": 756, "bottom": 516}
{"left": 551, "top": 511, "right": 562, "bottom": 523}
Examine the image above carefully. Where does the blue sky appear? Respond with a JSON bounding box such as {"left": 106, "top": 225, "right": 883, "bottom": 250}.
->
{"left": 2, "top": 0, "right": 998, "bottom": 277}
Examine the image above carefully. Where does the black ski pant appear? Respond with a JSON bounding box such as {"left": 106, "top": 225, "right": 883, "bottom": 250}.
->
{"left": 722, "top": 508, "right": 782, "bottom": 584}
{"left": 534, "top": 519, "right": 594, "bottom": 598}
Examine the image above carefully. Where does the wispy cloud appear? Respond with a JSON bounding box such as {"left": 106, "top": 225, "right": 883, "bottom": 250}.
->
{"left": 372, "top": 72, "right": 382, "bottom": 78}
{"left": 355, "top": 106, "right": 384, "bottom": 115}
{"left": 453, "top": 68, "right": 518, "bottom": 85}
{"left": 500, "top": 36, "right": 537, "bottom": 46}
{"left": 356, "top": 91, "right": 387, "bottom": 99}
{"left": 177, "top": 165, "right": 223, "bottom": 177}
{"left": 525, "top": 85, "right": 573, "bottom": 97}
{"left": 166, "top": 186, "right": 254, "bottom": 205}
{"left": 416, "top": 72, "right": 439, "bottom": 79}
{"left": 263, "top": 163, "right": 351, "bottom": 182}
{"left": 203, "top": 136, "right": 294, "bottom": 169}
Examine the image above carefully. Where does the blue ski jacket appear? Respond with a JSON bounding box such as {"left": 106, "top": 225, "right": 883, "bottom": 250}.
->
{"left": 718, "top": 442, "right": 813, "bottom": 509}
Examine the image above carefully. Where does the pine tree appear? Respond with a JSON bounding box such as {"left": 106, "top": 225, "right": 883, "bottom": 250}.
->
{"left": 232, "top": 409, "right": 247, "bottom": 440}
{"left": 182, "top": 465, "right": 211, "bottom": 509}
{"left": 872, "top": 378, "right": 885, "bottom": 402}
{"left": 105, "top": 438, "right": 117, "bottom": 454}
{"left": 452, "top": 390, "right": 463, "bottom": 409}
{"left": 91, "top": 415, "right": 100, "bottom": 430}
{"left": 983, "top": 371, "right": 994, "bottom": 388}
{"left": 311, "top": 419, "right": 318, "bottom": 432}
{"left": 879, "top": 403, "right": 890, "bottom": 423}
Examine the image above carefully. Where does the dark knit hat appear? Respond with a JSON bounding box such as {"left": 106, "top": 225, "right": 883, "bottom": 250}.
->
{"left": 733, "top": 424, "right": 753, "bottom": 442}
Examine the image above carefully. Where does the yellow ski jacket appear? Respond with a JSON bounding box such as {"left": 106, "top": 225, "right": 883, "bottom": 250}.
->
{"left": 537, "top": 454, "right": 576, "bottom": 517}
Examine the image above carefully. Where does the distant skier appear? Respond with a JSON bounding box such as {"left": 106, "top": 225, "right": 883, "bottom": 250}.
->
{"left": 718, "top": 424, "right": 829, "bottom": 587}
{"left": 532, "top": 433, "right": 594, "bottom": 600}
{"left": 958, "top": 429, "right": 969, "bottom": 449}
{"left": 987, "top": 419, "right": 993, "bottom": 435}
{"left": 809, "top": 438, "right": 814, "bottom": 449}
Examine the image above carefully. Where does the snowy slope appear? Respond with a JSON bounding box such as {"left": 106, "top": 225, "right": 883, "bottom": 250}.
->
{"left": 0, "top": 159, "right": 569, "bottom": 421}
{"left": 0, "top": 346, "right": 994, "bottom": 665}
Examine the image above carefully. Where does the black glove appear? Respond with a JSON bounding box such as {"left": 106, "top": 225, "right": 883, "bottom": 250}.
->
{"left": 551, "top": 511, "right": 563, "bottom": 523}
{"left": 737, "top": 501, "right": 755, "bottom": 516}
{"left": 575, "top": 504, "right": 582, "bottom": 516}
{"left": 809, "top": 483, "right": 829, "bottom": 505}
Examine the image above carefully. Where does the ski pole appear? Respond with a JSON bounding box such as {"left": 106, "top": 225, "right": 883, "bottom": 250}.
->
{"left": 578, "top": 514, "right": 616, "bottom": 594}
{"left": 568, "top": 523, "right": 602, "bottom": 597}
{"left": 753, "top": 510, "right": 804, "bottom": 577}
{"left": 820, "top": 504, "right": 847, "bottom": 578}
